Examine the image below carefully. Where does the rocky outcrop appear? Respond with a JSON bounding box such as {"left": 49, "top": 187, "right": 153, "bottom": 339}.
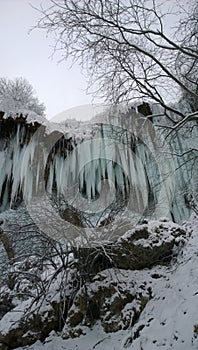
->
{"left": 0, "top": 219, "right": 187, "bottom": 348}
{"left": 62, "top": 268, "right": 152, "bottom": 338}
{"left": 76, "top": 218, "right": 186, "bottom": 275}
{"left": 0, "top": 297, "right": 65, "bottom": 349}
{"left": 0, "top": 267, "right": 152, "bottom": 347}
{"left": 110, "top": 218, "right": 186, "bottom": 269}
{"left": 0, "top": 254, "right": 70, "bottom": 349}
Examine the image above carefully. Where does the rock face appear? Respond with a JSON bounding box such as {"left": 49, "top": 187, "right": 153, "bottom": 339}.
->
{"left": 62, "top": 268, "right": 152, "bottom": 338}
{"left": 0, "top": 254, "right": 70, "bottom": 349}
{"left": 0, "top": 267, "right": 153, "bottom": 347}
{"left": 76, "top": 218, "right": 186, "bottom": 275}
{"left": 111, "top": 218, "right": 186, "bottom": 270}
{"left": 0, "top": 296, "right": 14, "bottom": 320}
{"left": 0, "top": 298, "right": 63, "bottom": 349}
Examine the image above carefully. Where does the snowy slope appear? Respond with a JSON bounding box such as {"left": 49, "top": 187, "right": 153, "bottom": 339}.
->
{"left": 15, "top": 215, "right": 198, "bottom": 350}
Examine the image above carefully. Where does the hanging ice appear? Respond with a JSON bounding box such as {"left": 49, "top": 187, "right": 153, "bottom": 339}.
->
{"left": 0, "top": 106, "right": 197, "bottom": 225}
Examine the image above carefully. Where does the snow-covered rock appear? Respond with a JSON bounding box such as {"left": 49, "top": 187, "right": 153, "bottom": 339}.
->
{"left": 75, "top": 218, "right": 187, "bottom": 275}
{"left": 12, "top": 215, "right": 198, "bottom": 350}
{"left": 62, "top": 268, "right": 152, "bottom": 337}
{"left": 0, "top": 217, "right": 193, "bottom": 349}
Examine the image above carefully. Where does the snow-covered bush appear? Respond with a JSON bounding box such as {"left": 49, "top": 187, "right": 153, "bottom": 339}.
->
{"left": 0, "top": 77, "right": 45, "bottom": 116}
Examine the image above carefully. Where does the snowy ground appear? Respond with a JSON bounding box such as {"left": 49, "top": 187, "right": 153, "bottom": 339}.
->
{"left": 13, "top": 214, "right": 198, "bottom": 350}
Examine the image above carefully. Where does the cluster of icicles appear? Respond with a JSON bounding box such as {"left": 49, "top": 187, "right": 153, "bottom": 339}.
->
{"left": 0, "top": 108, "right": 197, "bottom": 224}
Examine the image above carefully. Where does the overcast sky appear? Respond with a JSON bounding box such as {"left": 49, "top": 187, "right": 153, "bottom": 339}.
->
{"left": 0, "top": 0, "right": 186, "bottom": 121}
{"left": 0, "top": 0, "right": 99, "bottom": 120}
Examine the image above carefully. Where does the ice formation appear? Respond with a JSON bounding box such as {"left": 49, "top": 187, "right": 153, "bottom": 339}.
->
{"left": 0, "top": 105, "right": 197, "bottom": 225}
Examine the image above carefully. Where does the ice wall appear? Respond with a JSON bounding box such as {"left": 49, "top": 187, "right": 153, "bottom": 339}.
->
{"left": 0, "top": 108, "right": 197, "bottom": 224}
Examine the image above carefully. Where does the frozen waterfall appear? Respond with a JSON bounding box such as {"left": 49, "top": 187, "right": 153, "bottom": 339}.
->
{"left": 0, "top": 107, "right": 197, "bottom": 226}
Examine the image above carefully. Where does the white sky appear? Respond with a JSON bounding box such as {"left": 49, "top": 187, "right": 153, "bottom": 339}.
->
{"left": 0, "top": 0, "right": 187, "bottom": 121}
{"left": 0, "top": 0, "right": 99, "bottom": 120}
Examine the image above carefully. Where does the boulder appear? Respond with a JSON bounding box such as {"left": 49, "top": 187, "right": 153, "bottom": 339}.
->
{"left": 76, "top": 219, "right": 186, "bottom": 275}
{"left": 62, "top": 268, "right": 152, "bottom": 337}
{"left": 111, "top": 219, "right": 186, "bottom": 270}
{"left": 0, "top": 298, "right": 65, "bottom": 348}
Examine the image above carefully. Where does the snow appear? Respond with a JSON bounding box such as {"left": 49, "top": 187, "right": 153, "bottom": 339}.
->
{"left": 16, "top": 324, "right": 126, "bottom": 350}
{"left": 1, "top": 110, "right": 47, "bottom": 126}
{"left": 117, "top": 219, "right": 186, "bottom": 248}
{"left": 12, "top": 214, "right": 198, "bottom": 350}
{"left": 0, "top": 299, "right": 32, "bottom": 336}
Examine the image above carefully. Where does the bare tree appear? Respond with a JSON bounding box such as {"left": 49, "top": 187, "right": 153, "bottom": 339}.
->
{"left": 35, "top": 0, "right": 197, "bottom": 126}
{"left": 176, "top": 1, "right": 198, "bottom": 113}
{"left": 0, "top": 221, "right": 15, "bottom": 263}
{"left": 0, "top": 77, "right": 45, "bottom": 116}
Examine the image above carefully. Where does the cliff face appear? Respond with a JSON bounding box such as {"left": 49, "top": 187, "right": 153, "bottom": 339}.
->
{"left": 0, "top": 108, "right": 197, "bottom": 225}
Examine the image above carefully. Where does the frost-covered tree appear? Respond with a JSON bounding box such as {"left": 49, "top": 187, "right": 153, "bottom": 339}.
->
{"left": 0, "top": 77, "right": 45, "bottom": 116}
